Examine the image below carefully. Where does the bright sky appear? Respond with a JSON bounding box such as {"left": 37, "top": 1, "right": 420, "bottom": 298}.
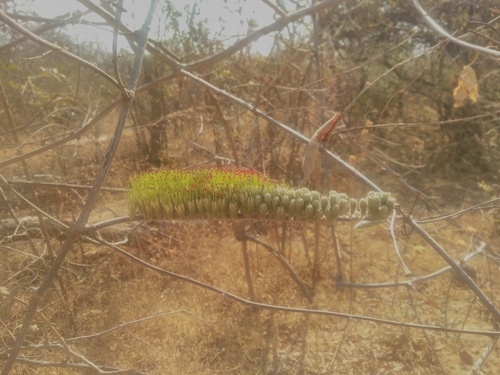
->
{"left": 26, "top": 0, "right": 278, "bottom": 55}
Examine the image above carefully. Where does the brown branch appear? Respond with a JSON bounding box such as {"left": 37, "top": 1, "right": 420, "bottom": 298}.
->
{"left": 242, "top": 232, "right": 313, "bottom": 302}
{"left": 8, "top": 357, "right": 149, "bottom": 375}
{"left": 0, "top": 10, "right": 93, "bottom": 53}
{"left": 411, "top": 0, "right": 500, "bottom": 58}
{"left": 331, "top": 241, "right": 486, "bottom": 289}
{"left": 180, "top": 69, "right": 382, "bottom": 192}
{"left": 396, "top": 204, "right": 500, "bottom": 327}
{"left": 77, "top": 0, "right": 347, "bottom": 72}
{"left": 0, "top": 11, "right": 120, "bottom": 88}
{"left": 0, "top": 2, "right": 158, "bottom": 373}
{"left": 89, "top": 233, "right": 500, "bottom": 339}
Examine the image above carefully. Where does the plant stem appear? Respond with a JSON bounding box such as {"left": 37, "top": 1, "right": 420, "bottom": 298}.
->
{"left": 396, "top": 205, "right": 500, "bottom": 328}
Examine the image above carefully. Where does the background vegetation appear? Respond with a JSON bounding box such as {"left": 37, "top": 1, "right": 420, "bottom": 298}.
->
{"left": 1, "top": 0, "right": 500, "bottom": 373}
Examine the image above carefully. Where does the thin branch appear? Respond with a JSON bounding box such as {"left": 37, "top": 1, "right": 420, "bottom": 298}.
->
{"left": 185, "top": 0, "right": 346, "bottom": 70}
{"left": 390, "top": 208, "right": 411, "bottom": 275}
{"left": 243, "top": 232, "right": 313, "bottom": 302}
{"left": 396, "top": 204, "right": 500, "bottom": 327}
{"left": 6, "top": 179, "right": 125, "bottom": 192}
{"left": 0, "top": 10, "right": 93, "bottom": 53}
{"left": 11, "top": 357, "right": 149, "bottom": 375}
{"left": 112, "top": 0, "right": 126, "bottom": 89}
{"left": 260, "top": 0, "right": 287, "bottom": 17}
{"left": 77, "top": 0, "right": 346, "bottom": 72}
{"left": 417, "top": 197, "right": 500, "bottom": 224}
{"left": 180, "top": 69, "right": 381, "bottom": 192}
{"left": 90, "top": 233, "right": 500, "bottom": 338}
{"left": 331, "top": 241, "right": 486, "bottom": 289}
{"left": 411, "top": 0, "right": 500, "bottom": 58}
{"left": 0, "top": 101, "right": 118, "bottom": 169}
{"left": 0, "top": 11, "right": 120, "bottom": 88}
{"left": 469, "top": 337, "right": 499, "bottom": 375}
{"left": 0, "top": 2, "right": 157, "bottom": 374}
{"left": 332, "top": 111, "right": 500, "bottom": 137}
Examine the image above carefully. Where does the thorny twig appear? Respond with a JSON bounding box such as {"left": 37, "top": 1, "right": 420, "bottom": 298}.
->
{"left": 411, "top": 0, "right": 500, "bottom": 58}
{"left": 331, "top": 240, "right": 486, "bottom": 289}
{"left": 89, "top": 234, "right": 500, "bottom": 338}
{"left": 396, "top": 204, "right": 500, "bottom": 328}
{"left": 0, "top": 2, "right": 157, "bottom": 373}
{"left": 242, "top": 231, "right": 313, "bottom": 302}
{"left": 0, "top": 11, "right": 120, "bottom": 88}
{"left": 469, "top": 337, "right": 499, "bottom": 375}
{"left": 390, "top": 208, "right": 412, "bottom": 275}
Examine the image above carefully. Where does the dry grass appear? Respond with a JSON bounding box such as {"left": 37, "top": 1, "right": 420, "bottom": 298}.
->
{"left": 2, "top": 95, "right": 500, "bottom": 375}
{"left": 3, "top": 193, "right": 500, "bottom": 374}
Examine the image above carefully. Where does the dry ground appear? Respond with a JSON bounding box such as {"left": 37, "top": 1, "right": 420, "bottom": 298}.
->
{"left": 2, "top": 118, "right": 500, "bottom": 375}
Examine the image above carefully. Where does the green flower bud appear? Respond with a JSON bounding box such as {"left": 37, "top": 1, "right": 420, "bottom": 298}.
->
{"left": 324, "top": 206, "right": 333, "bottom": 221}
{"left": 272, "top": 195, "right": 280, "bottom": 210}
{"left": 377, "top": 206, "right": 388, "bottom": 219}
{"left": 239, "top": 192, "right": 248, "bottom": 209}
{"left": 331, "top": 204, "right": 340, "bottom": 220}
{"left": 339, "top": 199, "right": 348, "bottom": 214}
{"left": 320, "top": 196, "right": 329, "bottom": 210}
{"left": 359, "top": 198, "right": 367, "bottom": 217}
{"left": 314, "top": 208, "right": 324, "bottom": 221}
{"left": 329, "top": 194, "right": 338, "bottom": 207}
{"left": 312, "top": 199, "right": 321, "bottom": 212}
{"left": 281, "top": 195, "right": 290, "bottom": 209}
{"left": 296, "top": 197, "right": 305, "bottom": 214}
{"left": 288, "top": 198, "right": 296, "bottom": 217}
{"left": 264, "top": 192, "right": 272, "bottom": 206}
{"left": 305, "top": 204, "right": 314, "bottom": 221}
{"left": 272, "top": 187, "right": 284, "bottom": 198}
{"left": 367, "top": 195, "right": 380, "bottom": 216}
{"left": 303, "top": 192, "right": 312, "bottom": 205}
{"left": 259, "top": 202, "right": 268, "bottom": 218}
{"left": 254, "top": 194, "right": 263, "bottom": 207}
{"left": 380, "top": 192, "right": 390, "bottom": 206}
{"left": 276, "top": 205, "right": 287, "bottom": 220}
{"left": 349, "top": 198, "right": 357, "bottom": 217}
{"left": 229, "top": 201, "right": 239, "bottom": 219}
{"left": 247, "top": 196, "right": 256, "bottom": 215}
{"left": 386, "top": 197, "right": 395, "bottom": 211}
{"left": 311, "top": 190, "right": 321, "bottom": 201}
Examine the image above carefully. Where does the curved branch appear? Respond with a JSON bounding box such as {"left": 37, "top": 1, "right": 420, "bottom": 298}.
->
{"left": 396, "top": 204, "right": 500, "bottom": 327}
{"left": 0, "top": 1, "right": 158, "bottom": 373}
{"left": 0, "top": 10, "right": 93, "bottom": 53}
{"left": 411, "top": 0, "right": 500, "bottom": 58}
{"left": 93, "top": 234, "right": 500, "bottom": 339}
{"left": 0, "top": 11, "right": 120, "bottom": 88}
{"left": 180, "top": 69, "right": 382, "bottom": 192}
{"left": 77, "top": 0, "right": 347, "bottom": 72}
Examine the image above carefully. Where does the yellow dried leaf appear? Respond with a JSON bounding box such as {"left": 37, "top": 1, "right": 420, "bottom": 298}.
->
{"left": 360, "top": 129, "right": 369, "bottom": 141}
{"left": 453, "top": 65, "right": 478, "bottom": 108}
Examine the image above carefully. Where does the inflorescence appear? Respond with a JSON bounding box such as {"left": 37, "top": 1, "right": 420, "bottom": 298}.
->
{"left": 128, "top": 167, "right": 395, "bottom": 224}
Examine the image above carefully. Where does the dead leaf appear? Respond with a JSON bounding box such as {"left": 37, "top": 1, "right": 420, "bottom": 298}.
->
{"left": 459, "top": 350, "right": 474, "bottom": 365}
{"left": 453, "top": 65, "right": 478, "bottom": 108}
{"left": 299, "top": 112, "right": 343, "bottom": 185}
